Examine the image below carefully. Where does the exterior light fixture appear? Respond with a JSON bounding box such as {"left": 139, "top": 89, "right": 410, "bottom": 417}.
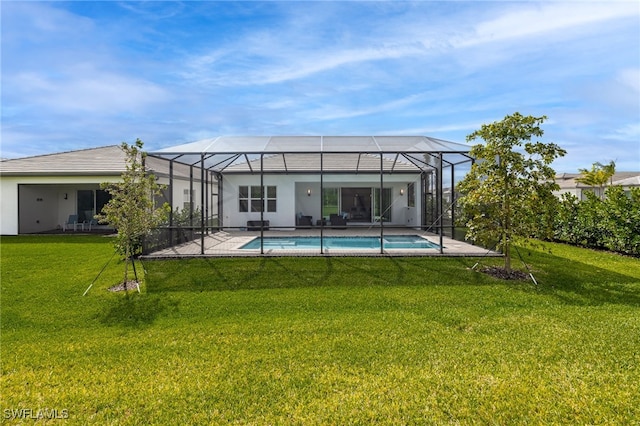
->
{"left": 64, "top": 193, "right": 68, "bottom": 200}
{"left": 400, "top": 188, "right": 404, "bottom": 196}
{"left": 307, "top": 189, "right": 312, "bottom": 196}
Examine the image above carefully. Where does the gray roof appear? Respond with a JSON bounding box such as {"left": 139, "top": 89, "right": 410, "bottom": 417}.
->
{"left": 555, "top": 172, "right": 640, "bottom": 189}
{"left": 151, "top": 135, "right": 472, "bottom": 172}
{"left": 0, "top": 145, "right": 192, "bottom": 180}
{"left": 0, "top": 145, "right": 127, "bottom": 176}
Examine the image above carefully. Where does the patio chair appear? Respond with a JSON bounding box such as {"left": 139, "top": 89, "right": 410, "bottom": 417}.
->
{"left": 63, "top": 214, "right": 83, "bottom": 232}
{"left": 329, "top": 214, "right": 347, "bottom": 229}
{"left": 86, "top": 218, "right": 98, "bottom": 231}
{"left": 296, "top": 214, "right": 313, "bottom": 228}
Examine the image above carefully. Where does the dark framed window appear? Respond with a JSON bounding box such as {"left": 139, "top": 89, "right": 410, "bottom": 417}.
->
{"left": 239, "top": 185, "right": 276, "bottom": 212}
{"left": 266, "top": 186, "right": 277, "bottom": 212}
{"left": 183, "top": 188, "right": 196, "bottom": 210}
{"left": 407, "top": 182, "right": 416, "bottom": 207}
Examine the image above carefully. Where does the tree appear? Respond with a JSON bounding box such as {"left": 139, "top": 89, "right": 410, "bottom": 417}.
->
{"left": 97, "top": 139, "right": 170, "bottom": 289}
{"left": 457, "top": 113, "right": 566, "bottom": 272}
{"left": 575, "top": 160, "right": 616, "bottom": 199}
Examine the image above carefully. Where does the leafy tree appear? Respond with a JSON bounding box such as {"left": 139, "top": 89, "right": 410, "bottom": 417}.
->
{"left": 97, "top": 139, "right": 170, "bottom": 288}
{"left": 457, "top": 113, "right": 566, "bottom": 271}
{"left": 575, "top": 160, "right": 616, "bottom": 199}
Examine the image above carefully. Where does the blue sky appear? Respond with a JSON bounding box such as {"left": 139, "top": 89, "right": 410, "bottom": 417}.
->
{"left": 2, "top": 1, "right": 639, "bottom": 172}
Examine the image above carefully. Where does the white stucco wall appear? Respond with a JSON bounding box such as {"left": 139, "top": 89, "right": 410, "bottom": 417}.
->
{"left": 168, "top": 178, "right": 209, "bottom": 212}
{"left": 0, "top": 175, "right": 200, "bottom": 235}
{"left": 221, "top": 174, "right": 422, "bottom": 230}
{"left": 1, "top": 175, "right": 122, "bottom": 235}
{"left": 1, "top": 177, "right": 21, "bottom": 235}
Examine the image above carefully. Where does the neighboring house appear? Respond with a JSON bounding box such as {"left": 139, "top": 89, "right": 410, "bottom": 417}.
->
{"left": 555, "top": 172, "right": 640, "bottom": 200}
{"left": 149, "top": 135, "right": 472, "bottom": 234}
{"left": 0, "top": 145, "right": 203, "bottom": 235}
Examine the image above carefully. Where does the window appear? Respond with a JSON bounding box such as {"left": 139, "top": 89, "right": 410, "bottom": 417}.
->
{"left": 183, "top": 188, "right": 196, "bottom": 210}
{"left": 407, "top": 182, "right": 416, "bottom": 207}
{"left": 239, "top": 186, "right": 249, "bottom": 212}
{"left": 239, "top": 185, "right": 276, "bottom": 212}
{"left": 266, "top": 185, "right": 277, "bottom": 212}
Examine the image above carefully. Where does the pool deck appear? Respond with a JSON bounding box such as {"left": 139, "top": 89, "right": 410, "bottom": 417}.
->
{"left": 143, "top": 228, "right": 501, "bottom": 258}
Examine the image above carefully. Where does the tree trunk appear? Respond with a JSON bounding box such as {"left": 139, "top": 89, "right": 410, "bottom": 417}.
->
{"left": 504, "top": 174, "right": 511, "bottom": 272}
{"left": 504, "top": 236, "right": 511, "bottom": 272}
{"left": 123, "top": 245, "right": 130, "bottom": 290}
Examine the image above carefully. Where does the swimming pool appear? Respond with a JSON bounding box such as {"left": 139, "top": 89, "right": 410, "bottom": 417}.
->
{"left": 239, "top": 235, "right": 441, "bottom": 250}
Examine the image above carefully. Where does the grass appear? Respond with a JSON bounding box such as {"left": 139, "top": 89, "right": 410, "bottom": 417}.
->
{"left": 1, "top": 235, "right": 639, "bottom": 424}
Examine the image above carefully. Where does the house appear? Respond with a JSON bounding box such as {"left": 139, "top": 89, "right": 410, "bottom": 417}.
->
{"left": 1, "top": 136, "right": 473, "bottom": 252}
{"left": 555, "top": 172, "right": 640, "bottom": 200}
{"left": 148, "top": 136, "right": 473, "bottom": 253}
{"left": 0, "top": 145, "right": 202, "bottom": 235}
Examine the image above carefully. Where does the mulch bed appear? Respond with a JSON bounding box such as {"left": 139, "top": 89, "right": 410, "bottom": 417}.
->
{"left": 480, "top": 266, "right": 529, "bottom": 281}
{"left": 108, "top": 281, "right": 140, "bottom": 292}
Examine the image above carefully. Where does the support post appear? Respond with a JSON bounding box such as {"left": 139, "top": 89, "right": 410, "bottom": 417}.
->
{"left": 218, "top": 173, "right": 223, "bottom": 231}
{"left": 169, "top": 159, "right": 174, "bottom": 247}
{"left": 260, "top": 154, "right": 264, "bottom": 255}
{"left": 320, "top": 152, "right": 324, "bottom": 255}
{"left": 189, "top": 165, "right": 194, "bottom": 229}
{"left": 204, "top": 168, "right": 209, "bottom": 234}
{"left": 380, "top": 153, "right": 384, "bottom": 255}
{"left": 200, "top": 154, "right": 205, "bottom": 255}
{"left": 450, "top": 162, "right": 455, "bottom": 239}
{"left": 438, "top": 153, "right": 443, "bottom": 254}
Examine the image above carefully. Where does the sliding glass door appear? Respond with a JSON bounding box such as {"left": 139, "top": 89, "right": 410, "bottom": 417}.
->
{"left": 341, "top": 187, "right": 371, "bottom": 222}
{"left": 322, "top": 188, "right": 339, "bottom": 219}
{"left": 373, "top": 188, "right": 392, "bottom": 222}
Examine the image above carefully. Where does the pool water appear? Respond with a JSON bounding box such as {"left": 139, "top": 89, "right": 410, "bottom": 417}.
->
{"left": 240, "top": 235, "right": 441, "bottom": 250}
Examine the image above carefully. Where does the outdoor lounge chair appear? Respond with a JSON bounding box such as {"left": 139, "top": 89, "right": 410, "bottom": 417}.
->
{"left": 329, "top": 214, "right": 347, "bottom": 229}
{"left": 247, "top": 220, "right": 269, "bottom": 231}
{"left": 63, "top": 214, "right": 83, "bottom": 232}
{"left": 86, "top": 218, "right": 98, "bottom": 231}
{"left": 296, "top": 214, "right": 313, "bottom": 228}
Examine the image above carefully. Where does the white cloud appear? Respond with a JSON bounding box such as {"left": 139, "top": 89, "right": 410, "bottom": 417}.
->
{"left": 303, "top": 92, "right": 430, "bottom": 122}
{"left": 182, "top": 39, "right": 431, "bottom": 88}
{"left": 617, "top": 68, "right": 640, "bottom": 93}
{"left": 605, "top": 122, "right": 640, "bottom": 141}
{"left": 455, "top": 1, "right": 639, "bottom": 48}
{"left": 2, "top": 0, "right": 638, "bottom": 172}
{"left": 181, "top": 1, "right": 639, "bottom": 90}
{"left": 385, "top": 122, "right": 487, "bottom": 137}
{"left": 10, "top": 68, "right": 169, "bottom": 114}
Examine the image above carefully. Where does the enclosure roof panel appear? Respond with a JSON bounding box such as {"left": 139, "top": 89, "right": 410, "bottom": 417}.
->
{"left": 153, "top": 135, "right": 470, "bottom": 155}
{"left": 223, "top": 153, "right": 421, "bottom": 174}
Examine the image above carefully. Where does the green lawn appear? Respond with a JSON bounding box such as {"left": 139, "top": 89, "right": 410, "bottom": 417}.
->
{"left": 1, "top": 235, "right": 639, "bottom": 424}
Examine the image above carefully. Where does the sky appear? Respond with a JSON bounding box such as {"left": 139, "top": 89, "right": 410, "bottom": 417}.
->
{"left": 1, "top": 1, "right": 639, "bottom": 172}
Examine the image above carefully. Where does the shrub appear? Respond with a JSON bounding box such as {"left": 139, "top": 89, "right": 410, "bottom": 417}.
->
{"left": 554, "top": 186, "right": 640, "bottom": 256}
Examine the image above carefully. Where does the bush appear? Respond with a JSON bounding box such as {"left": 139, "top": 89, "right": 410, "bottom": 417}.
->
{"left": 601, "top": 186, "right": 640, "bottom": 254}
{"left": 554, "top": 186, "right": 640, "bottom": 256}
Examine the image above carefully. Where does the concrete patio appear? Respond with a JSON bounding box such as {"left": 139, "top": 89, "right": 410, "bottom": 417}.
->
{"left": 143, "top": 228, "right": 501, "bottom": 258}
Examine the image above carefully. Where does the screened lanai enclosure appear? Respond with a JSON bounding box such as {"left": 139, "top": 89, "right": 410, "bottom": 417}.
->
{"left": 145, "top": 136, "right": 474, "bottom": 256}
